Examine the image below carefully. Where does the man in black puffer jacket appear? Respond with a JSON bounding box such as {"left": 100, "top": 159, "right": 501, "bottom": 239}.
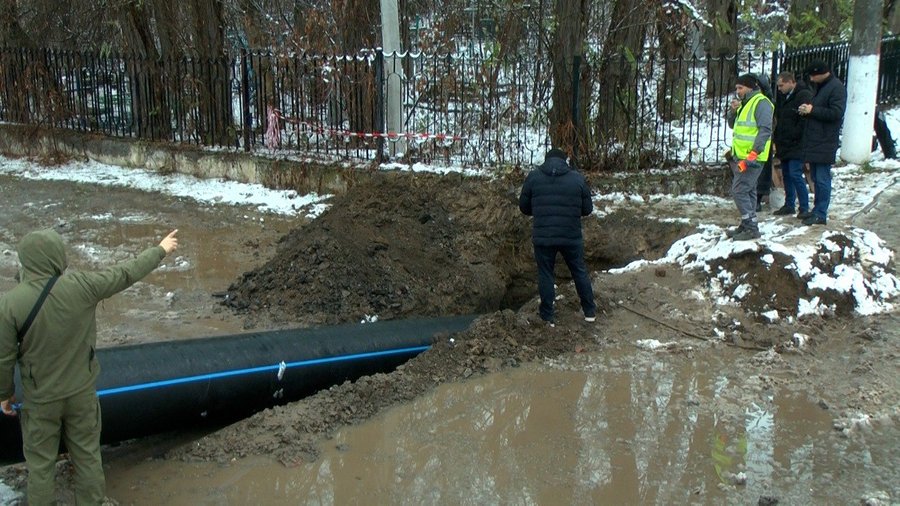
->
{"left": 773, "top": 71, "right": 814, "bottom": 217}
{"left": 519, "top": 148, "right": 596, "bottom": 326}
{"left": 798, "top": 60, "right": 847, "bottom": 226}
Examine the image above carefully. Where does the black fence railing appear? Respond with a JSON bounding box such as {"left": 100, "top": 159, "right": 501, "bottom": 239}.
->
{"left": 0, "top": 37, "right": 897, "bottom": 171}
{"left": 779, "top": 36, "right": 900, "bottom": 104}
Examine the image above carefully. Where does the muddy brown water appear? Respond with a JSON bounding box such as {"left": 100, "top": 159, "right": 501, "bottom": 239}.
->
{"left": 1, "top": 171, "right": 898, "bottom": 504}
{"left": 103, "top": 352, "right": 894, "bottom": 505}
{"left": 0, "top": 173, "right": 297, "bottom": 344}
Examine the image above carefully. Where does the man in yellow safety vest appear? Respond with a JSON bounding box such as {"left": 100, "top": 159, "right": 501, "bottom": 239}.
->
{"left": 725, "top": 73, "right": 774, "bottom": 241}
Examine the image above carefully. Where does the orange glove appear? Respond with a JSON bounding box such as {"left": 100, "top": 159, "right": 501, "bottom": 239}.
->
{"left": 737, "top": 160, "right": 747, "bottom": 172}
{"left": 746, "top": 151, "right": 758, "bottom": 162}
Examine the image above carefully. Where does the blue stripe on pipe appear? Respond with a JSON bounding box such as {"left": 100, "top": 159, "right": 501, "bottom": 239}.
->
{"left": 97, "top": 344, "right": 431, "bottom": 397}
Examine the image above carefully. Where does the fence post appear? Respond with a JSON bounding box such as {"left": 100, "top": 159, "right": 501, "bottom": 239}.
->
{"left": 240, "top": 49, "right": 251, "bottom": 152}
{"left": 374, "top": 51, "right": 385, "bottom": 163}
{"left": 770, "top": 49, "right": 780, "bottom": 84}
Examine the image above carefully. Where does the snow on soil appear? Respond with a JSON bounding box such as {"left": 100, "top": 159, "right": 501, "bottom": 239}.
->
{"left": 600, "top": 156, "right": 900, "bottom": 317}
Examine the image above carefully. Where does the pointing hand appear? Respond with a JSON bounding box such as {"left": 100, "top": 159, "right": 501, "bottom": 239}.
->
{"left": 159, "top": 230, "right": 179, "bottom": 255}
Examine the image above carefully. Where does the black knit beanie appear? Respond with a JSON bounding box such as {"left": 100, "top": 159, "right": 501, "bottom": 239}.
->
{"left": 805, "top": 59, "right": 830, "bottom": 76}
{"left": 735, "top": 74, "right": 758, "bottom": 89}
{"left": 546, "top": 148, "right": 568, "bottom": 160}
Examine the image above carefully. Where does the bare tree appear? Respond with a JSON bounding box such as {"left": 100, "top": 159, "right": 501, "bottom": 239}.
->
{"left": 656, "top": 2, "right": 696, "bottom": 121}
{"left": 547, "top": 0, "right": 592, "bottom": 156}
{"left": 113, "top": 1, "right": 176, "bottom": 140}
{"left": 188, "top": 0, "right": 233, "bottom": 146}
{"left": 704, "top": 0, "right": 737, "bottom": 97}
{"left": 592, "top": 0, "right": 652, "bottom": 167}
{"left": 0, "top": 0, "right": 34, "bottom": 123}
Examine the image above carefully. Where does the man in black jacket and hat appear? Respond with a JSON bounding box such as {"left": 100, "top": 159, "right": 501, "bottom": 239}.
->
{"left": 798, "top": 60, "right": 847, "bottom": 225}
{"left": 773, "top": 71, "right": 814, "bottom": 217}
{"left": 519, "top": 148, "right": 596, "bottom": 327}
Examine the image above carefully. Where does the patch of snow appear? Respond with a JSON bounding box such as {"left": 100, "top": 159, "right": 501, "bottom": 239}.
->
{"left": 762, "top": 310, "right": 779, "bottom": 322}
{"left": 0, "top": 155, "right": 330, "bottom": 217}
{"left": 732, "top": 284, "right": 751, "bottom": 301}
{"left": 0, "top": 482, "right": 20, "bottom": 504}
{"left": 792, "top": 333, "right": 810, "bottom": 348}
{"left": 635, "top": 339, "right": 677, "bottom": 351}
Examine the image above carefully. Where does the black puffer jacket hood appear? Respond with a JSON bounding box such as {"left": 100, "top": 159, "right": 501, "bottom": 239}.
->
{"left": 539, "top": 156, "right": 571, "bottom": 177}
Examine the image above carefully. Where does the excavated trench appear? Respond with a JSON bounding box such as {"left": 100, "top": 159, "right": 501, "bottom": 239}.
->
{"left": 221, "top": 171, "right": 697, "bottom": 329}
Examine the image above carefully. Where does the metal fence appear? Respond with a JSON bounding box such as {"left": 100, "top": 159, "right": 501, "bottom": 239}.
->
{"left": 0, "top": 37, "right": 897, "bottom": 171}
{"left": 779, "top": 36, "right": 900, "bottom": 103}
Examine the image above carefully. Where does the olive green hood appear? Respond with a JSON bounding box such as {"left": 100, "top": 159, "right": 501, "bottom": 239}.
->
{"left": 17, "top": 229, "right": 68, "bottom": 280}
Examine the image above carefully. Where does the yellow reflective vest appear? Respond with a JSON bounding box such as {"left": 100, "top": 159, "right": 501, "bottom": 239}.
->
{"left": 732, "top": 92, "right": 773, "bottom": 161}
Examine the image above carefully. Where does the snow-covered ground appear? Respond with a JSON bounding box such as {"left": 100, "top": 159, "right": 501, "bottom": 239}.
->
{"left": 596, "top": 109, "right": 900, "bottom": 318}
{"left": 0, "top": 157, "right": 331, "bottom": 218}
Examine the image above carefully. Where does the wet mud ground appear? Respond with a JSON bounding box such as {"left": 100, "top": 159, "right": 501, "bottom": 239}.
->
{"left": 0, "top": 168, "right": 898, "bottom": 505}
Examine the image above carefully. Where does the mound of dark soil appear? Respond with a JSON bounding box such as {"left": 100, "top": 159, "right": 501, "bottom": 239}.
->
{"left": 223, "top": 172, "right": 695, "bottom": 329}
{"left": 223, "top": 172, "right": 531, "bottom": 327}
{"left": 711, "top": 231, "right": 896, "bottom": 319}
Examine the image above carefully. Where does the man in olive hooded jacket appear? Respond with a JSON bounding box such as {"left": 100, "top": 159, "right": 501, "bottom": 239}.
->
{"left": 0, "top": 228, "right": 178, "bottom": 505}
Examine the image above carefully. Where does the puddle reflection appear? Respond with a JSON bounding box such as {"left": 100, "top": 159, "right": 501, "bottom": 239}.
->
{"left": 106, "top": 350, "right": 896, "bottom": 505}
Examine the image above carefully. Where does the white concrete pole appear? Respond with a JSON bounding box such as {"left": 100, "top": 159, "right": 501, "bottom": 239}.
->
{"left": 841, "top": 0, "right": 882, "bottom": 164}
{"left": 380, "top": 0, "right": 407, "bottom": 157}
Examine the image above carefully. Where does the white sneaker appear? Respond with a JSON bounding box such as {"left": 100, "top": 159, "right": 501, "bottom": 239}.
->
{"left": 584, "top": 316, "right": 596, "bottom": 322}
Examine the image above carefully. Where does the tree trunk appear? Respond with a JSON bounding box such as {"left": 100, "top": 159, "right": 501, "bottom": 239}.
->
{"left": 656, "top": 3, "right": 692, "bottom": 122}
{"left": 786, "top": 0, "right": 813, "bottom": 43}
{"left": 118, "top": 2, "right": 173, "bottom": 141}
{"left": 841, "top": 0, "right": 882, "bottom": 163}
{"left": 238, "top": 0, "right": 276, "bottom": 107}
{"left": 704, "top": 0, "right": 738, "bottom": 98}
{"left": 547, "top": 0, "right": 591, "bottom": 160}
{"left": 334, "top": 0, "right": 378, "bottom": 52}
{"left": 818, "top": 0, "right": 845, "bottom": 38}
{"left": 190, "top": 0, "right": 233, "bottom": 146}
{"left": 0, "top": 2, "right": 71, "bottom": 127}
{"left": 593, "top": 0, "right": 651, "bottom": 169}
{"left": 0, "top": 0, "right": 33, "bottom": 123}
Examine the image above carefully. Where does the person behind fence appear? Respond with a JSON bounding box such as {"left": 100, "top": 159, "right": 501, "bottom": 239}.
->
{"left": 773, "top": 70, "right": 814, "bottom": 217}
{"left": 519, "top": 147, "right": 596, "bottom": 327}
{"left": 798, "top": 59, "right": 847, "bottom": 226}
{"left": 725, "top": 74, "right": 774, "bottom": 240}
{"left": 0, "top": 228, "right": 179, "bottom": 505}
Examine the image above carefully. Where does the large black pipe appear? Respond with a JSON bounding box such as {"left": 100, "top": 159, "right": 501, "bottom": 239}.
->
{"left": 0, "top": 315, "right": 476, "bottom": 463}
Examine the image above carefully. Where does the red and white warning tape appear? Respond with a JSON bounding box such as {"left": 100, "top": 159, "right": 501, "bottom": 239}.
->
{"left": 264, "top": 106, "right": 466, "bottom": 149}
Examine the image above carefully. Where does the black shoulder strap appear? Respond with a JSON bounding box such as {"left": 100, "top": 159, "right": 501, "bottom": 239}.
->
{"left": 17, "top": 276, "right": 59, "bottom": 345}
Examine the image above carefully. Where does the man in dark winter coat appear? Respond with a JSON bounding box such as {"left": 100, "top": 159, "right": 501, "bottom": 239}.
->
{"left": 773, "top": 71, "right": 814, "bottom": 217}
{"left": 798, "top": 60, "right": 847, "bottom": 225}
{"left": 519, "top": 148, "right": 596, "bottom": 326}
{"left": 1, "top": 228, "right": 179, "bottom": 505}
